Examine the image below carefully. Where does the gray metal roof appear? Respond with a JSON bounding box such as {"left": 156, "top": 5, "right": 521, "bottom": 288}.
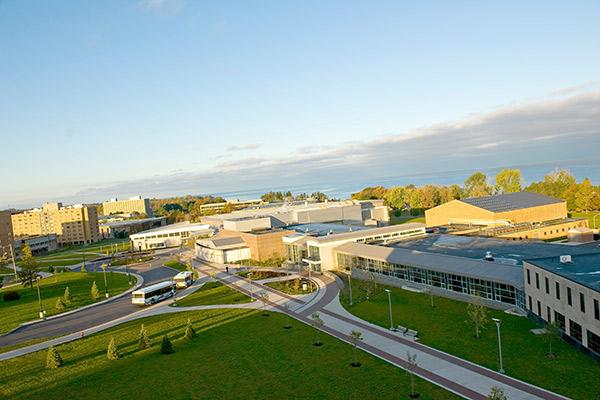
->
{"left": 334, "top": 241, "right": 524, "bottom": 288}
{"left": 310, "top": 223, "right": 425, "bottom": 244}
{"left": 210, "top": 236, "right": 246, "bottom": 248}
{"left": 525, "top": 253, "right": 600, "bottom": 292}
{"left": 460, "top": 191, "right": 563, "bottom": 213}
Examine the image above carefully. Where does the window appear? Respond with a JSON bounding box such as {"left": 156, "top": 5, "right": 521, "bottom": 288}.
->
{"left": 554, "top": 311, "right": 565, "bottom": 330}
{"left": 528, "top": 296, "right": 532, "bottom": 311}
{"left": 580, "top": 293, "right": 586, "bottom": 313}
{"left": 546, "top": 306, "right": 551, "bottom": 322}
{"left": 569, "top": 320, "right": 582, "bottom": 342}
{"left": 555, "top": 282, "right": 561, "bottom": 300}
{"left": 535, "top": 273, "right": 540, "bottom": 289}
{"left": 545, "top": 277, "right": 549, "bottom": 294}
{"left": 595, "top": 299, "right": 599, "bottom": 320}
{"left": 567, "top": 287, "right": 572, "bottom": 306}
{"left": 587, "top": 330, "right": 600, "bottom": 354}
{"left": 526, "top": 269, "right": 531, "bottom": 285}
{"left": 537, "top": 301, "right": 541, "bottom": 316}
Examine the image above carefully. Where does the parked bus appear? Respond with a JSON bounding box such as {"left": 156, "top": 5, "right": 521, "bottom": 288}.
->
{"left": 173, "top": 271, "right": 194, "bottom": 288}
{"left": 131, "top": 281, "right": 176, "bottom": 305}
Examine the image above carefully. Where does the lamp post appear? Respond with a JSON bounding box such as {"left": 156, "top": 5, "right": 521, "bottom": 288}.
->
{"left": 247, "top": 272, "right": 253, "bottom": 300}
{"left": 492, "top": 318, "right": 505, "bottom": 374}
{"left": 385, "top": 289, "right": 394, "bottom": 331}
{"left": 101, "top": 263, "right": 109, "bottom": 298}
{"left": 348, "top": 267, "right": 353, "bottom": 306}
{"left": 35, "top": 276, "right": 45, "bottom": 319}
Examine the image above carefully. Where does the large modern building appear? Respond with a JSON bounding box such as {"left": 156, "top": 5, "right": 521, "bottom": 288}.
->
{"left": 99, "top": 217, "right": 167, "bottom": 239}
{"left": 11, "top": 203, "right": 100, "bottom": 246}
{"left": 130, "top": 222, "right": 213, "bottom": 250}
{"left": 425, "top": 191, "right": 587, "bottom": 240}
{"left": 14, "top": 234, "right": 58, "bottom": 254}
{"left": 524, "top": 254, "right": 600, "bottom": 356}
{"left": 0, "top": 210, "right": 14, "bottom": 249}
{"left": 202, "top": 199, "right": 390, "bottom": 227}
{"left": 102, "top": 196, "right": 154, "bottom": 217}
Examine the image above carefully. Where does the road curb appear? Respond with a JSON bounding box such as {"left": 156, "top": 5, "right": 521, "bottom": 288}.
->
{"left": 3, "top": 271, "right": 144, "bottom": 335}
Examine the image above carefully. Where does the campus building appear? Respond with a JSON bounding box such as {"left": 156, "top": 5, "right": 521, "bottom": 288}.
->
{"left": 11, "top": 203, "right": 100, "bottom": 246}
{"left": 524, "top": 254, "right": 600, "bottom": 356}
{"left": 101, "top": 196, "right": 154, "bottom": 217}
{"left": 14, "top": 234, "right": 58, "bottom": 254}
{"left": 425, "top": 191, "right": 587, "bottom": 240}
{"left": 130, "top": 222, "right": 213, "bottom": 251}
{"left": 0, "top": 210, "right": 14, "bottom": 249}
{"left": 99, "top": 216, "right": 167, "bottom": 239}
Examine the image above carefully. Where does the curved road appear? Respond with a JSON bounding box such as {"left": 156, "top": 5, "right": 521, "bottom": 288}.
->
{"left": 0, "top": 253, "right": 180, "bottom": 348}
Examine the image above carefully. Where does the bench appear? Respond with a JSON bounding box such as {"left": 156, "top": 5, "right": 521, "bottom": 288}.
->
{"left": 397, "top": 325, "right": 419, "bottom": 339}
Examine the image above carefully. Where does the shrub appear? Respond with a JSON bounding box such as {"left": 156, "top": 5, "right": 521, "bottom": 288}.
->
{"left": 3, "top": 291, "right": 21, "bottom": 301}
{"left": 63, "top": 286, "right": 73, "bottom": 304}
{"left": 160, "top": 335, "right": 174, "bottom": 354}
{"left": 55, "top": 297, "right": 66, "bottom": 311}
{"left": 107, "top": 337, "right": 120, "bottom": 360}
{"left": 138, "top": 324, "right": 151, "bottom": 350}
{"left": 47, "top": 266, "right": 55, "bottom": 273}
{"left": 90, "top": 281, "right": 100, "bottom": 301}
{"left": 184, "top": 318, "right": 196, "bottom": 340}
{"left": 46, "top": 345, "right": 63, "bottom": 369}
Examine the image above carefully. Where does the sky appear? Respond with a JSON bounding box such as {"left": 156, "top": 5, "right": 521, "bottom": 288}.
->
{"left": 1, "top": 0, "right": 599, "bottom": 208}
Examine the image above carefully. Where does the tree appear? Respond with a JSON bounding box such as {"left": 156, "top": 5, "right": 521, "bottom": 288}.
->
{"left": 464, "top": 172, "right": 492, "bottom": 197}
{"left": 90, "top": 281, "right": 100, "bottom": 301}
{"left": 419, "top": 185, "right": 441, "bottom": 209}
{"left": 546, "top": 320, "right": 561, "bottom": 358}
{"left": 487, "top": 386, "right": 508, "bottom": 400}
{"left": 311, "top": 312, "right": 324, "bottom": 346}
{"left": 575, "top": 178, "right": 595, "bottom": 211}
{"left": 18, "top": 244, "right": 38, "bottom": 287}
{"left": 55, "top": 297, "right": 66, "bottom": 312}
{"left": 283, "top": 303, "right": 292, "bottom": 329}
{"left": 384, "top": 186, "right": 407, "bottom": 210}
{"left": 494, "top": 169, "right": 523, "bottom": 194}
{"left": 349, "top": 330, "right": 363, "bottom": 367}
{"left": 81, "top": 263, "right": 86, "bottom": 273}
{"left": 406, "top": 351, "right": 419, "bottom": 398}
{"left": 138, "top": 324, "right": 151, "bottom": 350}
{"left": 351, "top": 186, "right": 388, "bottom": 200}
{"left": 259, "top": 291, "right": 270, "bottom": 316}
{"left": 63, "top": 286, "right": 73, "bottom": 304}
{"left": 466, "top": 295, "right": 488, "bottom": 338}
{"left": 46, "top": 345, "right": 63, "bottom": 369}
{"left": 160, "top": 335, "right": 174, "bottom": 354}
{"left": 184, "top": 318, "right": 196, "bottom": 340}
{"left": 310, "top": 192, "right": 329, "bottom": 202}
{"left": 107, "top": 337, "right": 120, "bottom": 360}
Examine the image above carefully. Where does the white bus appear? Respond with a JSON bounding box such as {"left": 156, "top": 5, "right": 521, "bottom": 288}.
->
{"left": 132, "top": 281, "right": 176, "bottom": 305}
{"left": 173, "top": 271, "right": 194, "bottom": 288}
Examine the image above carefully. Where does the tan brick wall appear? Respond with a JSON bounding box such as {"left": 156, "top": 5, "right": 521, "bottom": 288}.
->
{"left": 239, "top": 230, "right": 293, "bottom": 261}
{"left": 494, "top": 202, "right": 567, "bottom": 224}
{"left": 425, "top": 200, "right": 494, "bottom": 227}
{"left": 498, "top": 219, "right": 588, "bottom": 240}
{"left": 0, "top": 210, "right": 14, "bottom": 248}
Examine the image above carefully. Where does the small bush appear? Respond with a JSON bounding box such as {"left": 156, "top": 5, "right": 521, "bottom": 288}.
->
{"left": 3, "top": 291, "right": 21, "bottom": 301}
{"left": 55, "top": 297, "right": 66, "bottom": 311}
{"left": 47, "top": 266, "right": 55, "bottom": 273}
{"left": 107, "top": 337, "right": 121, "bottom": 360}
{"left": 46, "top": 345, "right": 63, "bottom": 369}
{"left": 160, "top": 335, "right": 174, "bottom": 354}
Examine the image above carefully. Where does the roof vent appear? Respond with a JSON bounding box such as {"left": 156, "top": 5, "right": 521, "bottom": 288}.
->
{"left": 560, "top": 255, "right": 572, "bottom": 264}
{"left": 484, "top": 251, "right": 494, "bottom": 261}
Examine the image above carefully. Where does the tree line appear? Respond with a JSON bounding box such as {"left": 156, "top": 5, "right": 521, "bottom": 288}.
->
{"left": 351, "top": 169, "right": 600, "bottom": 213}
{"left": 150, "top": 195, "right": 228, "bottom": 223}
{"left": 260, "top": 191, "right": 330, "bottom": 203}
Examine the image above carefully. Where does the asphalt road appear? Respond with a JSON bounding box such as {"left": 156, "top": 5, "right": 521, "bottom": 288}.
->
{"left": 0, "top": 252, "right": 181, "bottom": 348}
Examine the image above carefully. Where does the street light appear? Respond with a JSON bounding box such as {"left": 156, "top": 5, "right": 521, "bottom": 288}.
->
{"left": 492, "top": 318, "right": 505, "bottom": 374}
{"left": 347, "top": 267, "right": 353, "bottom": 306}
{"left": 101, "top": 264, "right": 109, "bottom": 298}
{"left": 247, "top": 272, "right": 254, "bottom": 300}
{"left": 35, "top": 276, "right": 45, "bottom": 319}
{"left": 384, "top": 289, "right": 394, "bottom": 331}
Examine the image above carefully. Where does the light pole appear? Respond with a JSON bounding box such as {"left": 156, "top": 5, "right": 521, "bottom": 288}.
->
{"left": 247, "top": 272, "right": 253, "bottom": 300}
{"left": 101, "top": 264, "right": 109, "bottom": 298}
{"left": 492, "top": 318, "right": 505, "bottom": 374}
{"left": 35, "top": 276, "right": 45, "bottom": 319}
{"left": 9, "top": 244, "right": 17, "bottom": 280}
{"left": 385, "top": 289, "right": 394, "bottom": 331}
{"left": 348, "top": 267, "right": 353, "bottom": 306}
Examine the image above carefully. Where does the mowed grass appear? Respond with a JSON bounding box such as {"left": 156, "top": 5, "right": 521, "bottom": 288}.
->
{"left": 175, "top": 281, "right": 253, "bottom": 307}
{"left": 570, "top": 211, "right": 600, "bottom": 228}
{"left": 164, "top": 258, "right": 187, "bottom": 271}
{"left": 390, "top": 215, "right": 426, "bottom": 225}
{"left": 0, "top": 310, "right": 458, "bottom": 400}
{"left": 339, "top": 276, "right": 600, "bottom": 400}
{"left": 0, "top": 272, "right": 133, "bottom": 334}
{"left": 265, "top": 279, "right": 317, "bottom": 295}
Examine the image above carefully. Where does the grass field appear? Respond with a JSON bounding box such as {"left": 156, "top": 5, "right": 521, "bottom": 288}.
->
{"left": 164, "top": 259, "right": 187, "bottom": 271}
{"left": 0, "top": 266, "right": 16, "bottom": 275}
{"left": 265, "top": 278, "right": 317, "bottom": 295}
{"left": 570, "top": 211, "right": 600, "bottom": 228}
{"left": 338, "top": 275, "right": 600, "bottom": 400}
{"left": 175, "top": 282, "right": 253, "bottom": 307}
{"left": 0, "top": 272, "right": 133, "bottom": 334}
{"left": 0, "top": 309, "right": 457, "bottom": 400}
{"left": 390, "top": 215, "right": 426, "bottom": 225}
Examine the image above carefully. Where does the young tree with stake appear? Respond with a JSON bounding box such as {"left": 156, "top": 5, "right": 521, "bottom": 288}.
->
{"left": 406, "top": 351, "right": 419, "bottom": 399}
{"left": 138, "top": 324, "right": 151, "bottom": 349}
{"left": 466, "top": 294, "right": 488, "bottom": 338}
{"left": 349, "top": 330, "right": 363, "bottom": 367}
{"left": 311, "top": 312, "right": 324, "bottom": 346}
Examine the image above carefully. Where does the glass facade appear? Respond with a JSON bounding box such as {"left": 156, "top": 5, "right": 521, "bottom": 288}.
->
{"left": 285, "top": 243, "right": 307, "bottom": 264}
{"left": 336, "top": 252, "right": 525, "bottom": 309}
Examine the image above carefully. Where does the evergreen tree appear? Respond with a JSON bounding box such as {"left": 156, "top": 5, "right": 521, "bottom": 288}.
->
{"left": 46, "top": 345, "right": 63, "bottom": 369}
{"left": 18, "top": 244, "right": 38, "bottom": 287}
{"left": 81, "top": 263, "right": 87, "bottom": 273}
{"left": 138, "top": 324, "right": 151, "bottom": 350}
{"left": 90, "top": 281, "right": 100, "bottom": 301}
{"left": 575, "top": 178, "right": 595, "bottom": 211}
{"left": 487, "top": 386, "right": 508, "bottom": 400}
{"left": 55, "top": 297, "right": 66, "bottom": 312}
{"left": 107, "top": 337, "right": 121, "bottom": 360}
{"left": 160, "top": 335, "right": 174, "bottom": 354}
{"left": 63, "top": 286, "right": 73, "bottom": 304}
{"left": 184, "top": 318, "right": 196, "bottom": 340}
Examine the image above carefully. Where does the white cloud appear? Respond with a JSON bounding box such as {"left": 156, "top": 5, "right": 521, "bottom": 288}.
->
{"left": 226, "top": 143, "right": 262, "bottom": 152}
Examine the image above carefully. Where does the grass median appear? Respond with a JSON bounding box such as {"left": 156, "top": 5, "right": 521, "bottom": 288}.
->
{"left": 175, "top": 281, "right": 253, "bottom": 307}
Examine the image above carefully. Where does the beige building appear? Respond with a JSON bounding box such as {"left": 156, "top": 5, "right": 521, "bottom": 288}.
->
{"left": 102, "top": 196, "right": 153, "bottom": 217}
{"left": 0, "top": 210, "right": 14, "bottom": 249}
{"left": 425, "top": 191, "right": 586, "bottom": 240}
{"left": 11, "top": 202, "right": 100, "bottom": 246}
{"left": 524, "top": 254, "right": 600, "bottom": 356}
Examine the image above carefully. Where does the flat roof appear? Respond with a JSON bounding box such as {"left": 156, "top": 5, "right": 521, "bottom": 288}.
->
{"left": 130, "top": 222, "right": 211, "bottom": 238}
{"left": 526, "top": 253, "right": 600, "bottom": 292}
{"left": 289, "top": 223, "right": 370, "bottom": 237}
{"left": 460, "top": 191, "right": 563, "bottom": 213}
{"left": 310, "top": 223, "right": 425, "bottom": 244}
{"left": 100, "top": 217, "right": 166, "bottom": 228}
{"left": 389, "top": 234, "right": 598, "bottom": 266}
{"left": 335, "top": 242, "right": 524, "bottom": 288}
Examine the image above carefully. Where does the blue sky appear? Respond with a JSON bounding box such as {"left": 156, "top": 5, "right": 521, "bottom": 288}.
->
{"left": 1, "top": 0, "right": 599, "bottom": 208}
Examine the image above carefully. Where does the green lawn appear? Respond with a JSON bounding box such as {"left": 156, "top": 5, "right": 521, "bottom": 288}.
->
{"left": 0, "top": 272, "right": 133, "bottom": 334}
{"left": 265, "top": 278, "right": 317, "bottom": 295}
{"left": 0, "top": 310, "right": 457, "bottom": 400}
{"left": 175, "top": 282, "right": 253, "bottom": 307}
{"left": 111, "top": 255, "right": 152, "bottom": 266}
{"left": 390, "top": 215, "right": 426, "bottom": 225}
{"left": 570, "top": 211, "right": 600, "bottom": 228}
{"left": 338, "top": 275, "right": 600, "bottom": 400}
{"left": 0, "top": 266, "right": 16, "bottom": 275}
{"left": 164, "top": 259, "right": 187, "bottom": 271}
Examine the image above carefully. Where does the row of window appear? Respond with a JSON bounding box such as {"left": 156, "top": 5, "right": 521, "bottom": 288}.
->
{"left": 355, "top": 229, "right": 423, "bottom": 244}
{"left": 526, "top": 268, "right": 600, "bottom": 319}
